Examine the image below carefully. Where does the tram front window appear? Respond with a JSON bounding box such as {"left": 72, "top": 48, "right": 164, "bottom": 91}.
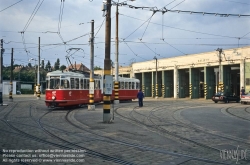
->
{"left": 49, "top": 76, "right": 60, "bottom": 89}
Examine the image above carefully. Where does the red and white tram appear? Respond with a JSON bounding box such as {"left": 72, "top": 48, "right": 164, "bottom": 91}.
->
{"left": 45, "top": 70, "right": 140, "bottom": 107}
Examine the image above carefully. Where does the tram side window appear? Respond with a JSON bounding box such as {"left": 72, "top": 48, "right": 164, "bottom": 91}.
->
{"left": 70, "top": 78, "right": 75, "bottom": 89}
{"left": 61, "top": 79, "right": 69, "bottom": 89}
{"left": 120, "top": 82, "right": 124, "bottom": 89}
{"left": 46, "top": 80, "right": 49, "bottom": 89}
{"left": 80, "top": 79, "right": 83, "bottom": 89}
{"left": 84, "top": 79, "right": 87, "bottom": 89}
{"left": 86, "top": 79, "right": 89, "bottom": 89}
{"left": 95, "top": 80, "right": 99, "bottom": 89}
{"left": 98, "top": 80, "right": 100, "bottom": 89}
{"left": 125, "top": 82, "right": 129, "bottom": 89}
{"left": 129, "top": 82, "right": 132, "bottom": 89}
{"left": 75, "top": 78, "right": 79, "bottom": 89}
{"left": 136, "top": 82, "right": 139, "bottom": 89}
{"left": 132, "top": 82, "right": 135, "bottom": 89}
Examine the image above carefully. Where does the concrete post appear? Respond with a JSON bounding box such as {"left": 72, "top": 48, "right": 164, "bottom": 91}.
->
{"left": 174, "top": 66, "right": 178, "bottom": 98}
{"left": 240, "top": 59, "right": 245, "bottom": 90}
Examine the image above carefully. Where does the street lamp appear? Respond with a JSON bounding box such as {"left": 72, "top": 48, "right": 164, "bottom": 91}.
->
{"left": 153, "top": 56, "right": 158, "bottom": 99}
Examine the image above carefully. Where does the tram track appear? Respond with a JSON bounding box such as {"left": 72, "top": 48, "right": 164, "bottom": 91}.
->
{"left": 0, "top": 99, "right": 247, "bottom": 165}
{"left": 224, "top": 105, "right": 250, "bottom": 122}
{"left": 43, "top": 101, "right": 231, "bottom": 165}
{"left": 114, "top": 102, "right": 233, "bottom": 165}
{"left": 1, "top": 102, "right": 134, "bottom": 165}
{"left": 171, "top": 106, "right": 250, "bottom": 147}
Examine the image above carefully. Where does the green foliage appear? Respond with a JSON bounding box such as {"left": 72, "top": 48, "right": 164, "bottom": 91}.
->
{"left": 60, "top": 65, "right": 66, "bottom": 71}
{"left": 94, "top": 66, "right": 102, "bottom": 70}
{"left": 20, "top": 89, "right": 34, "bottom": 94}
{"left": 41, "top": 60, "right": 45, "bottom": 69}
{"left": 45, "top": 60, "right": 52, "bottom": 71}
{"left": 54, "top": 58, "right": 60, "bottom": 70}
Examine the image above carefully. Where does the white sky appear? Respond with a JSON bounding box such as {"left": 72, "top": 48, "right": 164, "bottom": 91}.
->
{"left": 0, "top": 0, "right": 249, "bottom": 69}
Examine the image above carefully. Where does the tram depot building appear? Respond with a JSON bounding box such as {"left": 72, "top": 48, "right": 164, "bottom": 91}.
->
{"left": 104, "top": 46, "right": 250, "bottom": 99}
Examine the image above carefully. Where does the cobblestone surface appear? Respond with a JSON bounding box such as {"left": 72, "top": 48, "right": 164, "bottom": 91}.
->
{"left": 0, "top": 95, "right": 249, "bottom": 165}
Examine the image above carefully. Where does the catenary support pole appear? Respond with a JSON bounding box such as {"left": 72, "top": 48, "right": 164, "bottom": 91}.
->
{"left": 9, "top": 48, "right": 13, "bottom": 102}
{"left": 37, "top": 37, "right": 41, "bottom": 99}
{"left": 103, "top": 0, "right": 112, "bottom": 122}
{"left": 114, "top": 4, "right": 119, "bottom": 104}
{"left": 154, "top": 56, "right": 158, "bottom": 99}
{"left": 88, "top": 20, "right": 95, "bottom": 110}
{"left": 217, "top": 48, "right": 223, "bottom": 92}
{"left": 0, "top": 39, "right": 3, "bottom": 105}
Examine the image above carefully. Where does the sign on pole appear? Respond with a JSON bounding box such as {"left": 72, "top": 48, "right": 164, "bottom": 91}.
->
{"left": 103, "top": 75, "right": 113, "bottom": 95}
{"left": 89, "top": 81, "right": 94, "bottom": 94}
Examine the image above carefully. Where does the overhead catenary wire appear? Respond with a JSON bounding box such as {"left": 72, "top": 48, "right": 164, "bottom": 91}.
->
{"left": 119, "top": 3, "right": 250, "bottom": 17}
{"left": 139, "top": 40, "right": 164, "bottom": 57}
{"left": 0, "top": 0, "right": 24, "bottom": 13}
{"left": 162, "top": 40, "right": 187, "bottom": 55}
{"left": 139, "top": 12, "right": 156, "bottom": 40}
{"left": 23, "top": 0, "right": 45, "bottom": 32}
{"left": 124, "top": 15, "right": 156, "bottom": 40}
{"left": 120, "top": 13, "right": 244, "bottom": 39}
{"left": 122, "top": 41, "right": 148, "bottom": 61}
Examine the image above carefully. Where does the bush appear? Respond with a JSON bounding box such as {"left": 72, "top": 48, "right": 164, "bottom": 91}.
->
{"left": 20, "top": 89, "right": 34, "bottom": 94}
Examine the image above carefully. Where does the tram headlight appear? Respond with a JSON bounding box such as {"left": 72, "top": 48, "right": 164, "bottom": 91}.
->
{"left": 52, "top": 96, "right": 56, "bottom": 100}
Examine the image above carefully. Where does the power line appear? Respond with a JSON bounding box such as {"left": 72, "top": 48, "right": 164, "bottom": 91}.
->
{"left": 122, "top": 41, "right": 148, "bottom": 61}
{"left": 169, "top": 0, "right": 185, "bottom": 10}
{"left": 119, "top": 3, "right": 250, "bottom": 17}
{"left": 23, "top": 0, "right": 45, "bottom": 32}
{"left": 0, "top": 0, "right": 24, "bottom": 13}
{"left": 120, "top": 13, "right": 241, "bottom": 39}
{"left": 124, "top": 15, "right": 155, "bottom": 40}
{"left": 220, "top": 0, "right": 250, "bottom": 5}
{"left": 140, "top": 12, "right": 155, "bottom": 40}
{"left": 162, "top": 39, "right": 187, "bottom": 55}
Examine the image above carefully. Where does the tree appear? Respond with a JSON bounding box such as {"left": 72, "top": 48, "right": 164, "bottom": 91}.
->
{"left": 60, "top": 65, "right": 66, "bottom": 71}
{"left": 94, "top": 66, "right": 102, "bottom": 70}
{"left": 28, "top": 63, "right": 32, "bottom": 68}
{"left": 45, "top": 60, "right": 52, "bottom": 71}
{"left": 41, "top": 59, "right": 45, "bottom": 69}
{"left": 54, "top": 58, "right": 60, "bottom": 70}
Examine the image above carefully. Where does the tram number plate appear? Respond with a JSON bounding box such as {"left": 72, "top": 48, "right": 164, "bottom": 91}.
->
{"left": 215, "top": 97, "right": 219, "bottom": 99}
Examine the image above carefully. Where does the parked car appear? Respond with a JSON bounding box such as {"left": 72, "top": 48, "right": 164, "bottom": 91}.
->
{"left": 241, "top": 93, "right": 250, "bottom": 104}
{"left": 212, "top": 92, "right": 240, "bottom": 103}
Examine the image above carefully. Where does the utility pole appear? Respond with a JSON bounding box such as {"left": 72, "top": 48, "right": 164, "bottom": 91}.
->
{"left": 88, "top": 20, "right": 95, "bottom": 111}
{"left": 37, "top": 37, "right": 41, "bottom": 99}
{"left": 103, "top": 0, "right": 113, "bottom": 122}
{"left": 153, "top": 56, "right": 158, "bottom": 99}
{"left": 114, "top": 4, "right": 119, "bottom": 105}
{"left": 0, "top": 39, "right": 3, "bottom": 105}
{"left": 217, "top": 48, "right": 223, "bottom": 92}
{"left": 9, "top": 48, "right": 13, "bottom": 102}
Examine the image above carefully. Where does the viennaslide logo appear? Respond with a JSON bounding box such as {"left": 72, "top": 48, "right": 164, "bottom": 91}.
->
{"left": 220, "top": 145, "right": 248, "bottom": 164}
